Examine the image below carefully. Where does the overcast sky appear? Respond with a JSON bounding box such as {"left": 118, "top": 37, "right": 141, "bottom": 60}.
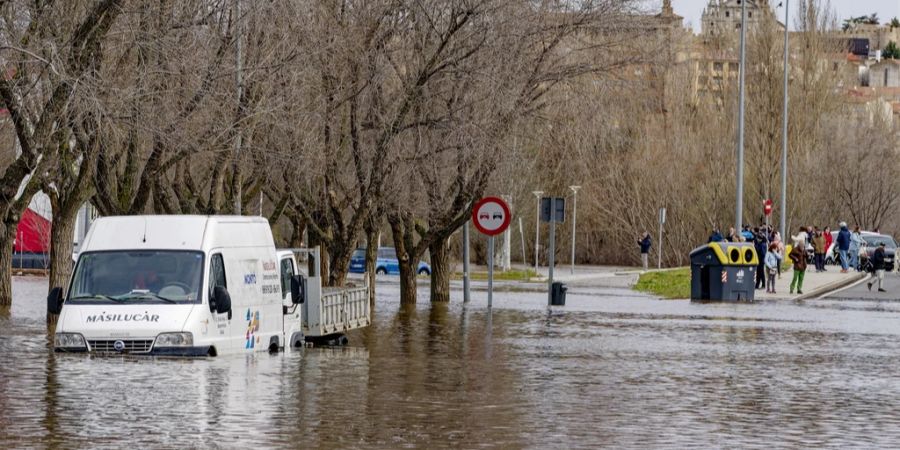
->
{"left": 661, "top": 0, "right": 900, "bottom": 32}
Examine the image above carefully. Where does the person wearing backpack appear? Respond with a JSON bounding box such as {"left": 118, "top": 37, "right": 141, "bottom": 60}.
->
{"left": 868, "top": 242, "right": 887, "bottom": 293}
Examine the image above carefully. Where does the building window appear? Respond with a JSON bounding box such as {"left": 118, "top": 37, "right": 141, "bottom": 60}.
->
{"left": 729, "top": 62, "right": 739, "bottom": 72}
{"left": 726, "top": 11, "right": 730, "bottom": 17}
{"left": 749, "top": 12, "right": 752, "bottom": 18}
{"left": 714, "top": 62, "right": 724, "bottom": 71}
{"left": 833, "top": 62, "right": 839, "bottom": 71}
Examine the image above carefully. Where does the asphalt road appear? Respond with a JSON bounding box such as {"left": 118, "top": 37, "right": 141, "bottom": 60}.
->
{"left": 827, "top": 271, "right": 900, "bottom": 300}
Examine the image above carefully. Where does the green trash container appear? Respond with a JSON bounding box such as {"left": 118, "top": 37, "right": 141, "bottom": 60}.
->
{"left": 690, "top": 242, "right": 758, "bottom": 301}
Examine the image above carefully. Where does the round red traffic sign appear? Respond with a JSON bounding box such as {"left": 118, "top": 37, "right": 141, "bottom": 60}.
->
{"left": 472, "top": 197, "right": 511, "bottom": 236}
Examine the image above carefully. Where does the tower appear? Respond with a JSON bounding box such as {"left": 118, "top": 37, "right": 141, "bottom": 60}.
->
{"left": 662, "top": 0, "right": 673, "bottom": 16}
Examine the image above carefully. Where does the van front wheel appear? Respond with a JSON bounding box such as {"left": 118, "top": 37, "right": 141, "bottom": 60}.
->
{"left": 376, "top": 268, "right": 387, "bottom": 275}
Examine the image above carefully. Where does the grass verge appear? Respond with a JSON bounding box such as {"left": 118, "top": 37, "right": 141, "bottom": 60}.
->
{"left": 453, "top": 269, "right": 539, "bottom": 282}
{"left": 634, "top": 268, "right": 691, "bottom": 299}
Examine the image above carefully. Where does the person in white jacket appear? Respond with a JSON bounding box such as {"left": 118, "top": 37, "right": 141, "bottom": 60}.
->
{"left": 791, "top": 226, "right": 809, "bottom": 249}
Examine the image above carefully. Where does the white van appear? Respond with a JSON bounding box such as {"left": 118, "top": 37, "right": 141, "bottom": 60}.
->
{"left": 51, "top": 216, "right": 308, "bottom": 357}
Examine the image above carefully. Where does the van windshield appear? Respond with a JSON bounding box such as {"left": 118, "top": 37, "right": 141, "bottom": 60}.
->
{"left": 68, "top": 251, "right": 204, "bottom": 304}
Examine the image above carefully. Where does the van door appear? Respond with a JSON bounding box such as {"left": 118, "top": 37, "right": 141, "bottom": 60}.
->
{"left": 280, "top": 254, "right": 302, "bottom": 348}
{"left": 208, "top": 252, "right": 231, "bottom": 351}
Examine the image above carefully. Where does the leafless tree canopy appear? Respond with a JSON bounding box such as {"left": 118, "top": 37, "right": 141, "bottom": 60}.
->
{"left": 0, "top": 0, "right": 897, "bottom": 306}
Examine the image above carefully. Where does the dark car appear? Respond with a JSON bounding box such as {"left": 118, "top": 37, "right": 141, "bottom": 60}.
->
{"left": 348, "top": 247, "right": 431, "bottom": 276}
{"left": 858, "top": 234, "right": 896, "bottom": 272}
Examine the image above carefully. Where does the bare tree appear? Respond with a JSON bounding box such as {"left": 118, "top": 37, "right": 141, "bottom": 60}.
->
{"left": 0, "top": 0, "right": 125, "bottom": 306}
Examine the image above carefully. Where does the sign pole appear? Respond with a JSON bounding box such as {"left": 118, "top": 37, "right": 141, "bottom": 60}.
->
{"left": 487, "top": 236, "right": 494, "bottom": 308}
{"left": 548, "top": 199, "right": 556, "bottom": 305}
{"left": 569, "top": 186, "right": 580, "bottom": 274}
{"left": 519, "top": 217, "right": 526, "bottom": 264}
{"left": 658, "top": 207, "right": 666, "bottom": 270}
{"left": 658, "top": 220, "right": 663, "bottom": 270}
{"left": 532, "top": 191, "right": 544, "bottom": 274}
{"left": 463, "top": 220, "right": 471, "bottom": 303}
{"left": 472, "top": 196, "right": 511, "bottom": 309}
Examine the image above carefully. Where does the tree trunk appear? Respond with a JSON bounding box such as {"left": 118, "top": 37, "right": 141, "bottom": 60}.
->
{"left": 398, "top": 254, "right": 417, "bottom": 305}
{"left": 365, "top": 229, "right": 378, "bottom": 307}
{"left": 0, "top": 221, "right": 15, "bottom": 306}
{"left": 429, "top": 237, "right": 451, "bottom": 302}
{"left": 288, "top": 213, "right": 306, "bottom": 248}
{"left": 329, "top": 241, "right": 351, "bottom": 287}
{"left": 48, "top": 208, "right": 77, "bottom": 295}
{"left": 389, "top": 217, "right": 418, "bottom": 305}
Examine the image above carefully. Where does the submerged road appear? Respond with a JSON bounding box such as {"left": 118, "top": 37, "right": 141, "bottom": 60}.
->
{"left": 5, "top": 276, "right": 900, "bottom": 448}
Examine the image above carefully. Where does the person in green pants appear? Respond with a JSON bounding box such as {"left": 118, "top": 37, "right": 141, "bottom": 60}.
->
{"left": 789, "top": 239, "right": 808, "bottom": 295}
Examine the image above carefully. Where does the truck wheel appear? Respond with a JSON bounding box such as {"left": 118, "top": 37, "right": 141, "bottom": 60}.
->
{"left": 417, "top": 268, "right": 430, "bottom": 276}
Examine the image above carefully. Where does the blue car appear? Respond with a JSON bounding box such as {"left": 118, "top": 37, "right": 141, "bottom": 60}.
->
{"left": 349, "top": 247, "right": 431, "bottom": 276}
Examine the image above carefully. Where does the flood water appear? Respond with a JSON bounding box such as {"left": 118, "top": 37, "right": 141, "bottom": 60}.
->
{"left": 4, "top": 275, "right": 900, "bottom": 448}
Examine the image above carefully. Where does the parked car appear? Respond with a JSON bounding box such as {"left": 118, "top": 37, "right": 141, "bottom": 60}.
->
{"left": 859, "top": 234, "right": 896, "bottom": 272}
{"left": 349, "top": 247, "right": 431, "bottom": 276}
{"left": 826, "top": 231, "right": 879, "bottom": 266}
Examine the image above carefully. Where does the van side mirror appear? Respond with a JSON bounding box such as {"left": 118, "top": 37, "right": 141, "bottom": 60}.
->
{"left": 290, "top": 275, "right": 305, "bottom": 304}
{"left": 47, "top": 287, "right": 63, "bottom": 315}
{"left": 213, "top": 286, "right": 232, "bottom": 320}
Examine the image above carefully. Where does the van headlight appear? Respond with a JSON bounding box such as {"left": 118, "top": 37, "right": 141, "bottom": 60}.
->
{"left": 54, "top": 333, "right": 86, "bottom": 350}
{"left": 155, "top": 332, "right": 193, "bottom": 347}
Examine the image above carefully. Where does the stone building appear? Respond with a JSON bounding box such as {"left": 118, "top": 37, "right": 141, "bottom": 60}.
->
{"left": 869, "top": 59, "right": 900, "bottom": 88}
{"left": 700, "top": 0, "right": 782, "bottom": 38}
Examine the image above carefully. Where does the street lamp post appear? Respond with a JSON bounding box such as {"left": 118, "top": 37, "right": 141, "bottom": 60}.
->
{"left": 532, "top": 191, "right": 543, "bottom": 274}
{"left": 569, "top": 186, "right": 580, "bottom": 274}
{"left": 780, "top": 0, "right": 790, "bottom": 240}
{"left": 735, "top": 0, "right": 747, "bottom": 232}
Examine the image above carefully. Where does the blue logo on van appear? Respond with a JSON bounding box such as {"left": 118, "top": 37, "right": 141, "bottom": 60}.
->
{"left": 244, "top": 274, "right": 257, "bottom": 284}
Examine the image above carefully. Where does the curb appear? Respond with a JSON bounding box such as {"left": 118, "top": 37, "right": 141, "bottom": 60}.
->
{"left": 794, "top": 272, "right": 868, "bottom": 301}
{"left": 616, "top": 266, "right": 689, "bottom": 276}
{"left": 815, "top": 273, "right": 872, "bottom": 299}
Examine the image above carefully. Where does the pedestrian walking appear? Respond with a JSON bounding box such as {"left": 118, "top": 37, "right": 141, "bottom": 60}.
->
{"left": 812, "top": 229, "right": 826, "bottom": 272}
{"left": 789, "top": 237, "right": 808, "bottom": 295}
{"left": 638, "top": 232, "right": 651, "bottom": 270}
{"left": 765, "top": 242, "right": 779, "bottom": 293}
{"left": 754, "top": 227, "right": 768, "bottom": 290}
{"left": 868, "top": 242, "right": 887, "bottom": 292}
{"left": 849, "top": 225, "right": 863, "bottom": 271}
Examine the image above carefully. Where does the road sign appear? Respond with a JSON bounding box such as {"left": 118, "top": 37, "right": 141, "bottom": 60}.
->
{"left": 763, "top": 198, "right": 773, "bottom": 216}
{"left": 472, "top": 196, "right": 511, "bottom": 236}
{"left": 540, "top": 197, "right": 565, "bottom": 223}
